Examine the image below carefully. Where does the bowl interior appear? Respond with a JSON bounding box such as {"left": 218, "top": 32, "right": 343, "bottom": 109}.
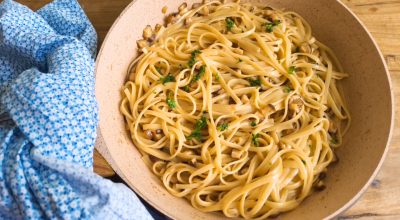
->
{"left": 95, "top": 0, "right": 393, "bottom": 219}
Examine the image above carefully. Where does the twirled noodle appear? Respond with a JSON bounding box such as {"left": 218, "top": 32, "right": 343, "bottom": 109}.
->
{"left": 120, "top": 1, "right": 351, "bottom": 219}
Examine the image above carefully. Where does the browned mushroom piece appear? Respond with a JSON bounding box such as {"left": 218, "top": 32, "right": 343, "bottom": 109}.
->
{"left": 145, "top": 129, "right": 154, "bottom": 139}
{"left": 137, "top": 39, "right": 148, "bottom": 50}
{"left": 156, "top": 129, "right": 163, "bottom": 134}
{"left": 184, "top": 17, "right": 193, "bottom": 26}
{"left": 155, "top": 24, "right": 163, "bottom": 32}
{"left": 143, "top": 25, "right": 153, "bottom": 40}
{"left": 289, "top": 95, "right": 304, "bottom": 114}
{"left": 178, "top": 3, "right": 188, "bottom": 15}
{"left": 314, "top": 180, "right": 326, "bottom": 191}
{"left": 166, "top": 13, "right": 180, "bottom": 25}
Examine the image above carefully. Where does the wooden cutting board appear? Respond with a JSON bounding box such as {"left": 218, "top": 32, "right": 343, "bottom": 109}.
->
{"left": 17, "top": 0, "right": 400, "bottom": 218}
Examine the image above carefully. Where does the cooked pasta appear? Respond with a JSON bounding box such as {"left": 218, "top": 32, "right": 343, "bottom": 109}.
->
{"left": 120, "top": 1, "right": 351, "bottom": 219}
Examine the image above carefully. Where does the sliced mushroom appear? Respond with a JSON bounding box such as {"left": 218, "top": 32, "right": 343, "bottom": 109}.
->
{"left": 178, "top": 3, "right": 188, "bottom": 15}
{"left": 137, "top": 39, "right": 149, "bottom": 50}
{"left": 314, "top": 180, "right": 326, "bottom": 191}
{"left": 155, "top": 24, "right": 163, "bottom": 32}
{"left": 145, "top": 130, "right": 154, "bottom": 139}
{"left": 166, "top": 13, "right": 180, "bottom": 25}
{"left": 184, "top": 17, "right": 193, "bottom": 26}
{"left": 289, "top": 95, "right": 304, "bottom": 114}
{"left": 143, "top": 25, "right": 153, "bottom": 40}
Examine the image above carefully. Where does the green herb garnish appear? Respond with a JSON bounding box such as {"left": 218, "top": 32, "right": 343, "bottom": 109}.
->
{"left": 252, "top": 133, "right": 260, "bottom": 147}
{"left": 331, "top": 138, "right": 338, "bottom": 145}
{"left": 288, "top": 66, "right": 296, "bottom": 75}
{"left": 247, "top": 77, "right": 261, "bottom": 87}
{"left": 156, "top": 67, "right": 162, "bottom": 73}
{"left": 250, "top": 121, "right": 257, "bottom": 127}
{"left": 217, "top": 123, "right": 229, "bottom": 131}
{"left": 215, "top": 74, "right": 220, "bottom": 81}
{"left": 191, "top": 65, "right": 206, "bottom": 83}
{"left": 166, "top": 91, "right": 176, "bottom": 109}
{"left": 183, "top": 85, "right": 190, "bottom": 92}
{"left": 264, "top": 20, "right": 281, "bottom": 33}
{"left": 188, "top": 50, "right": 202, "bottom": 68}
{"left": 188, "top": 116, "right": 208, "bottom": 140}
{"left": 226, "top": 17, "right": 235, "bottom": 31}
{"left": 160, "top": 74, "right": 175, "bottom": 84}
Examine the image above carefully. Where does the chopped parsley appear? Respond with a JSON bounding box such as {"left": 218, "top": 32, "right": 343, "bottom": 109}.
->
{"left": 283, "top": 85, "right": 293, "bottom": 93}
{"left": 183, "top": 85, "right": 190, "bottom": 92}
{"left": 250, "top": 121, "right": 257, "bottom": 127}
{"left": 251, "top": 133, "right": 260, "bottom": 147}
{"left": 217, "top": 123, "right": 229, "bottom": 131}
{"left": 156, "top": 67, "right": 162, "bottom": 73}
{"left": 264, "top": 20, "right": 281, "bottom": 33}
{"left": 188, "top": 116, "right": 208, "bottom": 141}
{"left": 225, "top": 17, "right": 235, "bottom": 31}
{"left": 166, "top": 91, "right": 176, "bottom": 109}
{"left": 188, "top": 49, "right": 202, "bottom": 68}
{"left": 191, "top": 65, "right": 206, "bottom": 83}
{"left": 247, "top": 77, "right": 261, "bottom": 87}
{"left": 288, "top": 66, "right": 296, "bottom": 75}
{"left": 215, "top": 74, "right": 220, "bottom": 81}
{"left": 160, "top": 74, "right": 175, "bottom": 84}
{"left": 331, "top": 138, "right": 338, "bottom": 145}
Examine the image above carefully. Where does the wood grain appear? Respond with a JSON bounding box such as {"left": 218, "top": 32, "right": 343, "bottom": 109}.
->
{"left": 16, "top": 0, "right": 400, "bottom": 218}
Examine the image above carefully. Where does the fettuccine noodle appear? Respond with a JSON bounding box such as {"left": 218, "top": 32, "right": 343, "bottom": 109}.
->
{"left": 120, "top": 1, "right": 351, "bottom": 219}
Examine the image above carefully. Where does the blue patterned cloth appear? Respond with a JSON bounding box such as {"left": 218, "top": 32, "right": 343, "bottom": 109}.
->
{"left": 0, "top": 0, "right": 153, "bottom": 219}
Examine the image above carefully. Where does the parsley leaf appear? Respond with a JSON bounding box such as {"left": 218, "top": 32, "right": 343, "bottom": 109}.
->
{"left": 183, "top": 85, "right": 190, "bottom": 92}
{"left": 188, "top": 50, "right": 202, "bottom": 68}
{"left": 166, "top": 91, "right": 176, "bottom": 109}
{"left": 226, "top": 17, "right": 235, "bottom": 31}
{"left": 156, "top": 67, "right": 162, "bottom": 73}
{"left": 160, "top": 74, "right": 175, "bottom": 84}
{"left": 191, "top": 65, "right": 206, "bottom": 83}
{"left": 264, "top": 20, "right": 281, "bottom": 33}
{"left": 217, "top": 123, "right": 229, "bottom": 131}
{"left": 331, "top": 138, "right": 338, "bottom": 145}
{"left": 215, "top": 74, "right": 220, "bottom": 81}
{"left": 188, "top": 116, "right": 208, "bottom": 140}
{"left": 252, "top": 133, "right": 260, "bottom": 147}
{"left": 250, "top": 121, "right": 257, "bottom": 127}
{"left": 247, "top": 77, "right": 261, "bottom": 87}
{"left": 288, "top": 66, "right": 296, "bottom": 75}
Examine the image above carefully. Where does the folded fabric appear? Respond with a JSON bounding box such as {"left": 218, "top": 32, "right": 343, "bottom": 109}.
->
{"left": 0, "top": 0, "right": 152, "bottom": 219}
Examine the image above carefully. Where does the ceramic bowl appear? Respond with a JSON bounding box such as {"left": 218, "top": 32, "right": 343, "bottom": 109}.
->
{"left": 95, "top": 0, "right": 394, "bottom": 219}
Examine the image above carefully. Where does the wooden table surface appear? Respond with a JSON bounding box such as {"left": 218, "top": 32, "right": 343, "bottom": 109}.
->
{"left": 18, "top": 0, "right": 400, "bottom": 219}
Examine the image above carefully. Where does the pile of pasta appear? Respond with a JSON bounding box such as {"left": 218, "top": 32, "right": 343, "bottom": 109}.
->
{"left": 121, "top": 1, "right": 350, "bottom": 219}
